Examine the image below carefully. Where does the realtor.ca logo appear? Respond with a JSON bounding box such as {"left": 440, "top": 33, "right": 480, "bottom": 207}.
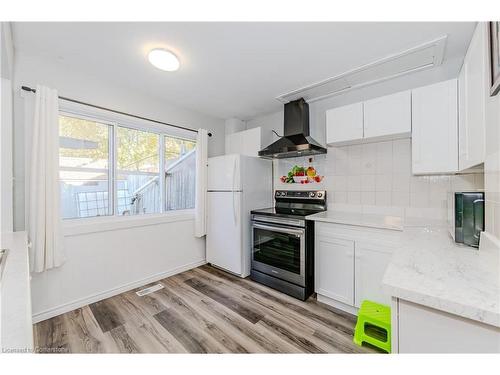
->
{"left": 2, "top": 347, "right": 70, "bottom": 353}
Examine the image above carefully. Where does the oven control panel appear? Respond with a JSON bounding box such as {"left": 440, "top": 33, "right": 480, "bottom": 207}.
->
{"left": 275, "top": 190, "right": 326, "bottom": 200}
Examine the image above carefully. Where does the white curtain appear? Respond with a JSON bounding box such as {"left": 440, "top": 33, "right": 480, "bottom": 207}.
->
{"left": 194, "top": 128, "right": 208, "bottom": 237}
{"left": 28, "top": 85, "right": 65, "bottom": 272}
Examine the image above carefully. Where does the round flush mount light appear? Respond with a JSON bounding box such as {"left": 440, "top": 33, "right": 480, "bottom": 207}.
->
{"left": 148, "top": 49, "right": 180, "bottom": 72}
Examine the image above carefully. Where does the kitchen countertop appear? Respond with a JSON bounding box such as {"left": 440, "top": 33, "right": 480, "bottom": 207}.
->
{"left": 306, "top": 206, "right": 499, "bottom": 327}
{"left": 382, "top": 226, "right": 500, "bottom": 327}
{"left": 306, "top": 210, "right": 404, "bottom": 231}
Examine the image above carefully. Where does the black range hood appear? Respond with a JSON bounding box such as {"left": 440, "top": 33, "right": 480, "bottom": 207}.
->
{"left": 258, "top": 98, "right": 327, "bottom": 159}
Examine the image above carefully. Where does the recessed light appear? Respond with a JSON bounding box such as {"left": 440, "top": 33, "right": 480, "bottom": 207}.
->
{"left": 148, "top": 49, "right": 180, "bottom": 72}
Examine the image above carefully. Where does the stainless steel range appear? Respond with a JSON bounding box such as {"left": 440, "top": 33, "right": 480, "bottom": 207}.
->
{"left": 250, "top": 190, "right": 327, "bottom": 300}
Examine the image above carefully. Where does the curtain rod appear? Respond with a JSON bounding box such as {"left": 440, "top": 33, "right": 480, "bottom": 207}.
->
{"left": 21, "top": 85, "right": 212, "bottom": 137}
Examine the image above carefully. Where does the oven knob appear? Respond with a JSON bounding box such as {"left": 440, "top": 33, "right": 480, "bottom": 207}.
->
{"left": 317, "top": 192, "right": 323, "bottom": 198}
{"left": 309, "top": 192, "right": 316, "bottom": 198}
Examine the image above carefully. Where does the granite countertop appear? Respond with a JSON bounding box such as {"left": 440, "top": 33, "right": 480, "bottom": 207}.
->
{"left": 306, "top": 210, "right": 404, "bottom": 231}
{"left": 382, "top": 226, "right": 500, "bottom": 327}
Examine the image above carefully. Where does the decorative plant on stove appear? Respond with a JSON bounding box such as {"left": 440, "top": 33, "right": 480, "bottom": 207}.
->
{"left": 280, "top": 163, "right": 323, "bottom": 184}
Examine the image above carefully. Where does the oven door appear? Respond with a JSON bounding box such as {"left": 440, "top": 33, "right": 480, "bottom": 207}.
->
{"left": 251, "top": 221, "right": 306, "bottom": 286}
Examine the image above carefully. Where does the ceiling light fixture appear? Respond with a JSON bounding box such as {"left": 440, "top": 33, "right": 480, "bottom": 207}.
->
{"left": 148, "top": 48, "right": 180, "bottom": 72}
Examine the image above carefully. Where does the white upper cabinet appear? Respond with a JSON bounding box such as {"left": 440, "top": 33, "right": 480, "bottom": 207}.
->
{"left": 326, "top": 90, "right": 411, "bottom": 146}
{"left": 326, "top": 102, "right": 364, "bottom": 145}
{"left": 458, "top": 23, "right": 486, "bottom": 171}
{"left": 225, "top": 127, "right": 262, "bottom": 157}
{"left": 411, "top": 79, "right": 458, "bottom": 175}
{"left": 363, "top": 90, "right": 411, "bottom": 140}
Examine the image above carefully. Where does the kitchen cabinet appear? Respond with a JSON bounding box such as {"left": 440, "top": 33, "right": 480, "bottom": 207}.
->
{"left": 326, "top": 102, "right": 364, "bottom": 145}
{"left": 363, "top": 90, "right": 411, "bottom": 140}
{"left": 315, "top": 235, "right": 355, "bottom": 306}
{"left": 458, "top": 23, "right": 487, "bottom": 171}
{"left": 393, "top": 299, "right": 500, "bottom": 353}
{"left": 411, "top": 79, "right": 458, "bottom": 175}
{"left": 225, "top": 127, "right": 262, "bottom": 157}
{"left": 315, "top": 222, "right": 401, "bottom": 314}
{"left": 326, "top": 90, "right": 411, "bottom": 146}
{"left": 354, "top": 242, "right": 394, "bottom": 308}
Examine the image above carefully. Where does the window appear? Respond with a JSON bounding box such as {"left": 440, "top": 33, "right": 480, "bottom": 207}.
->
{"left": 117, "top": 127, "right": 160, "bottom": 215}
{"left": 165, "top": 136, "right": 196, "bottom": 211}
{"left": 59, "top": 113, "right": 196, "bottom": 219}
{"left": 59, "top": 115, "right": 111, "bottom": 219}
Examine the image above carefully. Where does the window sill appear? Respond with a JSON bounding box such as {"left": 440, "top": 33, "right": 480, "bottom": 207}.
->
{"left": 63, "top": 210, "right": 195, "bottom": 236}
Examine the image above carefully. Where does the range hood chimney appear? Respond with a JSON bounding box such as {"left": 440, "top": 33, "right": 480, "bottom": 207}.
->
{"left": 258, "top": 98, "right": 327, "bottom": 159}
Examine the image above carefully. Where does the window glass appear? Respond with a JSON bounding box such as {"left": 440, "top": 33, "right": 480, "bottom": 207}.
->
{"left": 117, "top": 127, "right": 160, "bottom": 215}
{"left": 59, "top": 115, "right": 111, "bottom": 219}
{"left": 164, "top": 136, "right": 196, "bottom": 211}
{"left": 59, "top": 113, "right": 197, "bottom": 219}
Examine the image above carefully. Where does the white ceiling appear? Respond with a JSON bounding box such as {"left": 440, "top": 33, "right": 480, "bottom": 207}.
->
{"left": 12, "top": 22, "right": 475, "bottom": 120}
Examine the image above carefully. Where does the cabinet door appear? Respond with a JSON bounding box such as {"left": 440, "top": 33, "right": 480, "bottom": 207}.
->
{"left": 363, "top": 90, "right": 411, "bottom": 140}
{"left": 354, "top": 242, "right": 393, "bottom": 308}
{"left": 411, "top": 79, "right": 458, "bottom": 174}
{"left": 326, "top": 102, "right": 363, "bottom": 145}
{"left": 458, "top": 66, "right": 467, "bottom": 168}
{"left": 398, "top": 300, "right": 500, "bottom": 353}
{"left": 315, "top": 236, "right": 355, "bottom": 305}
{"left": 225, "top": 132, "right": 242, "bottom": 155}
{"left": 459, "top": 23, "right": 486, "bottom": 170}
{"left": 240, "top": 127, "right": 261, "bottom": 157}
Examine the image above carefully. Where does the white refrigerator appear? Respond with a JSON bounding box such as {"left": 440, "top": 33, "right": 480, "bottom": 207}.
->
{"left": 207, "top": 154, "right": 272, "bottom": 277}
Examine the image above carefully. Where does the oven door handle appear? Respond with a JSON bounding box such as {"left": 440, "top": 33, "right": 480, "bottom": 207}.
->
{"left": 252, "top": 223, "right": 305, "bottom": 236}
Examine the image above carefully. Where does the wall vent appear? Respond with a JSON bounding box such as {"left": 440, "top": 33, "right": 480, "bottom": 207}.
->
{"left": 135, "top": 283, "right": 164, "bottom": 296}
{"left": 276, "top": 35, "right": 448, "bottom": 103}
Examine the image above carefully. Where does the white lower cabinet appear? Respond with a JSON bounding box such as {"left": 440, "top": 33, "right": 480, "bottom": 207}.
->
{"left": 354, "top": 242, "right": 393, "bottom": 308}
{"left": 315, "top": 222, "right": 399, "bottom": 314}
{"left": 315, "top": 236, "right": 354, "bottom": 306}
{"left": 394, "top": 299, "right": 500, "bottom": 353}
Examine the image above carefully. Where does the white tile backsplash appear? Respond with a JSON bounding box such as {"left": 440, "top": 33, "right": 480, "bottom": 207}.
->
{"left": 360, "top": 174, "right": 376, "bottom": 192}
{"left": 347, "top": 175, "right": 361, "bottom": 191}
{"left": 347, "top": 191, "right": 361, "bottom": 205}
{"left": 273, "top": 138, "right": 484, "bottom": 221}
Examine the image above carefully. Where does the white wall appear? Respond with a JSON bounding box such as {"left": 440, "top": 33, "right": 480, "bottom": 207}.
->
{"left": 12, "top": 51, "right": 224, "bottom": 321}
{"left": 1, "top": 22, "right": 14, "bottom": 237}
{"left": 31, "top": 214, "right": 205, "bottom": 322}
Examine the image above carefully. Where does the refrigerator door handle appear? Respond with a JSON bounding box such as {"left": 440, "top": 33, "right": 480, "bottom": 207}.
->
{"left": 232, "top": 157, "right": 237, "bottom": 224}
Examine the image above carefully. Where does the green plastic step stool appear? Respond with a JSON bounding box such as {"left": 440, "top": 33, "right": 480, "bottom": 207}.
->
{"left": 354, "top": 300, "right": 391, "bottom": 353}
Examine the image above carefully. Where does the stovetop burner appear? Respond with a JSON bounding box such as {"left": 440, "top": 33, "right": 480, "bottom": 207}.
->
{"left": 251, "top": 190, "right": 327, "bottom": 219}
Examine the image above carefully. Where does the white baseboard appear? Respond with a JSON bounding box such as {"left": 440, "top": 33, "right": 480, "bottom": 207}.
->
{"left": 316, "top": 294, "right": 359, "bottom": 316}
{"left": 32, "top": 259, "right": 207, "bottom": 324}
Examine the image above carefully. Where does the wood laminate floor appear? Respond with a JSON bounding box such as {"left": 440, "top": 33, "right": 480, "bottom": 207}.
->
{"left": 34, "top": 265, "right": 378, "bottom": 353}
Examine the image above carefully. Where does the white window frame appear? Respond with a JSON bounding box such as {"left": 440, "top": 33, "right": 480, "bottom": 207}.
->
{"left": 59, "top": 100, "right": 197, "bottom": 224}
